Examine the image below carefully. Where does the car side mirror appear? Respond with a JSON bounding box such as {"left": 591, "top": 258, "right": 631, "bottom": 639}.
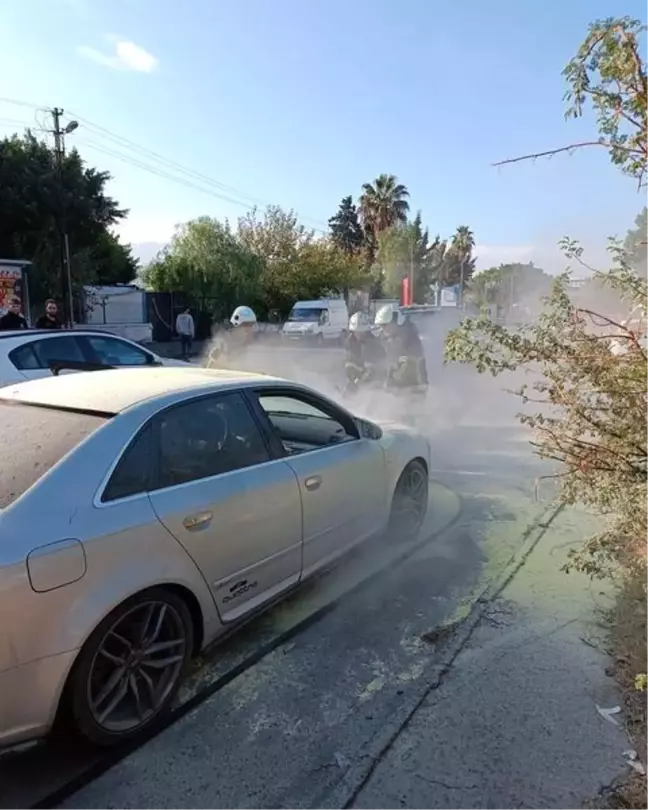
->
{"left": 357, "top": 418, "right": 383, "bottom": 440}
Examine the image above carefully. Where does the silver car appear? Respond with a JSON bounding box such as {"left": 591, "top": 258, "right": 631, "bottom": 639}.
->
{"left": 0, "top": 367, "right": 430, "bottom": 748}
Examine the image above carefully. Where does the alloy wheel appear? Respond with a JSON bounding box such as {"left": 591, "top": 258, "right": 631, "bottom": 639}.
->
{"left": 86, "top": 600, "right": 187, "bottom": 734}
{"left": 390, "top": 463, "right": 428, "bottom": 538}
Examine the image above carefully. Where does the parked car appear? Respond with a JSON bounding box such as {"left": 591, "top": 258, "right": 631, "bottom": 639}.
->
{"left": 0, "top": 328, "right": 189, "bottom": 387}
{"left": 0, "top": 366, "right": 430, "bottom": 748}
{"left": 281, "top": 298, "right": 349, "bottom": 343}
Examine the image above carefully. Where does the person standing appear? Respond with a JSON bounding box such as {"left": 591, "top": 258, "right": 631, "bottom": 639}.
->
{"left": 175, "top": 306, "right": 195, "bottom": 360}
{"left": 0, "top": 297, "right": 28, "bottom": 331}
{"left": 35, "top": 299, "right": 62, "bottom": 329}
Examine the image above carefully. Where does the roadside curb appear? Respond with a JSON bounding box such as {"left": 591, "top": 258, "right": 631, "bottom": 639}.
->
{"left": 317, "top": 500, "right": 566, "bottom": 810}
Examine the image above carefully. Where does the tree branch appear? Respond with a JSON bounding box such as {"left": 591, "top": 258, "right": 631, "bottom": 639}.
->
{"left": 492, "top": 140, "right": 642, "bottom": 168}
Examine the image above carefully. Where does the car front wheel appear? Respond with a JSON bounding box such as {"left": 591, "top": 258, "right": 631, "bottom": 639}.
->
{"left": 62, "top": 587, "right": 194, "bottom": 746}
{"left": 388, "top": 460, "right": 429, "bottom": 540}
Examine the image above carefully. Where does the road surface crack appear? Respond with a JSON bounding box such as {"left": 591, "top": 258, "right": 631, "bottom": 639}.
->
{"left": 415, "top": 773, "right": 480, "bottom": 791}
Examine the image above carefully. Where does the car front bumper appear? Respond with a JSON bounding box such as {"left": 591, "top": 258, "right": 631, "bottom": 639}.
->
{"left": 0, "top": 649, "right": 76, "bottom": 748}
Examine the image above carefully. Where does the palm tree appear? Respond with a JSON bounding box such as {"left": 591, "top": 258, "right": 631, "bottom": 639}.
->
{"left": 450, "top": 225, "right": 475, "bottom": 258}
{"left": 449, "top": 225, "right": 476, "bottom": 302}
{"left": 359, "top": 174, "right": 410, "bottom": 237}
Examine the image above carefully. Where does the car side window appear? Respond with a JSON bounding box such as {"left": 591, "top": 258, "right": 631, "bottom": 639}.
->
{"left": 156, "top": 392, "right": 271, "bottom": 490}
{"left": 102, "top": 426, "right": 153, "bottom": 503}
{"left": 257, "top": 392, "right": 357, "bottom": 455}
{"left": 10, "top": 336, "right": 85, "bottom": 371}
{"left": 84, "top": 335, "right": 151, "bottom": 367}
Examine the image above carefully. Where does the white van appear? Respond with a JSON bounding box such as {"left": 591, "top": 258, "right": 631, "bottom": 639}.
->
{"left": 282, "top": 298, "right": 350, "bottom": 343}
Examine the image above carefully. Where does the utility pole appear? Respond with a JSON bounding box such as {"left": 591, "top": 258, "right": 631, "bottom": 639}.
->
{"left": 459, "top": 252, "right": 468, "bottom": 309}
{"left": 51, "top": 108, "right": 77, "bottom": 327}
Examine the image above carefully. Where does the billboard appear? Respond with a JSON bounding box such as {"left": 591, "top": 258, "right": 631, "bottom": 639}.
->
{"left": 440, "top": 285, "right": 459, "bottom": 307}
{"left": 0, "top": 265, "right": 23, "bottom": 316}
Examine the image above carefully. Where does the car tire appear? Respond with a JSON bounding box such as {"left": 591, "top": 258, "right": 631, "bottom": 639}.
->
{"left": 388, "top": 460, "right": 429, "bottom": 541}
{"left": 60, "top": 587, "right": 194, "bottom": 747}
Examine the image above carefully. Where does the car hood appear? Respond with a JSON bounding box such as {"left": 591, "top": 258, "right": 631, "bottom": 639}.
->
{"left": 375, "top": 419, "right": 418, "bottom": 435}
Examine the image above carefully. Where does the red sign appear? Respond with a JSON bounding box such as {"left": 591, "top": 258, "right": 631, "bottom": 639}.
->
{"left": 401, "top": 276, "right": 413, "bottom": 307}
{"left": 0, "top": 265, "right": 22, "bottom": 315}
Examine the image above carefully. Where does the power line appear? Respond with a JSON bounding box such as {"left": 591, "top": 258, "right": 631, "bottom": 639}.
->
{"left": 77, "top": 137, "right": 278, "bottom": 212}
{"left": 68, "top": 111, "right": 330, "bottom": 231}
{"left": 76, "top": 136, "right": 330, "bottom": 235}
{"left": 0, "top": 98, "right": 332, "bottom": 233}
{"left": 0, "top": 97, "right": 45, "bottom": 111}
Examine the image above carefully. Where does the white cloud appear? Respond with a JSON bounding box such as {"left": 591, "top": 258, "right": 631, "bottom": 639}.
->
{"left": 77, "top": 37, "right": 158, "bottom": 73}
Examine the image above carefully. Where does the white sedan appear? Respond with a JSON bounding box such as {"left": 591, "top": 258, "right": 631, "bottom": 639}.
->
{"left": 0, "top": 328, "right": 188, "bottom": 387}
{"left": 0, "top": 367, "right": 430, "bottom": 749}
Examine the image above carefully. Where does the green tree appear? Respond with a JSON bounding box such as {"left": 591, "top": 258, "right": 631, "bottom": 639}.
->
{"left": 328, "top": 196, "right": 364, "bottom": 256}
{"left": 359, "top": 174, "right": 410, "bottom": 237}
{"left": 437, "top": 225, "right": 476, "bottom": 290}
{"left": 0, "top": 131, "right": 129, "bottom": 302}
{"left": 142, "top": 216, "right": 263, "bottom": 320}
{"left": 373, "top": 212, "right": 439, "bottom": 301}
{"left": 74, "top": 231, "right": 139, "bottom": 287}
{"left": 237, "top": 205, "right": 357, "bottom": 314}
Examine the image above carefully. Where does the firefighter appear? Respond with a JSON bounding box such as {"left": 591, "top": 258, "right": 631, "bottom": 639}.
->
{"left": 206, "top": 305, "right": 257, "bottom": 368}
{"left": 374, "top": 303, "right": 428, "bottom": 391}
{"left": 344, "top": 312, "right": 386, "bottom": 392}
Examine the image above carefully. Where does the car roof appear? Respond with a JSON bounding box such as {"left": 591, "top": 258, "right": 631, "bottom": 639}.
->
{"left": 0, "top": 367, "right": 284, "bottom": 414}
{"left": 0, "top": 328, "right": 122, "bottom": 340}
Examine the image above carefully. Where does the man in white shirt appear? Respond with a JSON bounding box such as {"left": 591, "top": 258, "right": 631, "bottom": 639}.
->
{"left": 175, "top": 307, "right": 195, "bottom": 360}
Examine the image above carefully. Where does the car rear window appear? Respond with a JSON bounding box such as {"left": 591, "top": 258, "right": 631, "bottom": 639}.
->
{"left": 0, "top": 402, "right": 108, "bottom": 509}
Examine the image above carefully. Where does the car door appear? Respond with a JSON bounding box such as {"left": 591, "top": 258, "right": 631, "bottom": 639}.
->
{"left": 147, "top": 391, "right": 303, "bottom": 622}
{"left": 7, "top": 334, "right": 88, "bottom": 380}
{"left": 250, "top": 387, "right": 387, "bottom": 578}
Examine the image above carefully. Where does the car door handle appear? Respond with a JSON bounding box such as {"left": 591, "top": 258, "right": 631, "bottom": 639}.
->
{"left": 304, "top": 475, "right": 322, "bottom": 491}
{"left": 183, "top": 511, "right": 213, "bottom": 530}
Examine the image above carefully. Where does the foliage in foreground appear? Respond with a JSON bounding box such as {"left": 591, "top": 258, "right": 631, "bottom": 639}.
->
{"left": 445, "top": 244, "right": 647, "bottom": 579}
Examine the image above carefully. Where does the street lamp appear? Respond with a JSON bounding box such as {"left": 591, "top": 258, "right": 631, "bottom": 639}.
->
{"left": 52, "top": 110, "right": 79, "bottom": 326}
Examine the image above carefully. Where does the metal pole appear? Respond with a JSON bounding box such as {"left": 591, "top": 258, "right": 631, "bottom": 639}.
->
{"left": 459, "top": 254, "right": 466, "bottom": 308}
{"left": 64, "top": 233, "right": 74, "bottom": 324}
{"left": 52, "top": 107, "right": 74, "bottom": 327}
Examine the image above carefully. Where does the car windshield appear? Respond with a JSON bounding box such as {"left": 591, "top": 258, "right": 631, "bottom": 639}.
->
{"left": 0, "top": 401, "right": 108, "bottom": 509}
{"left": 287, "top": 308, "right": 324, "bottom": 322}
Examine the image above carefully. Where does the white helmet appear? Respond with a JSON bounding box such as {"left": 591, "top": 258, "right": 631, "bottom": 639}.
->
{"left": 374, "top": 303, "right": 405, "bottom": 327}
{"left": 348, "top": 312, "right": 371, "bottom": 333}
{"left": 230, "top": 305, "right": 257, "bottom": 327}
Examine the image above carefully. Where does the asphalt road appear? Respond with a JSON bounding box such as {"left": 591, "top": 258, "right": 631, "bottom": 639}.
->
{"left": 48, "top": 426, "right": 561, "bottom": 809}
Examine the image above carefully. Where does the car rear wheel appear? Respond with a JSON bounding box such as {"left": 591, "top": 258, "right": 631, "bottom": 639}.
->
{"left": 62, "top": 588, "right": 194, "bottom": 746}
{"left": 389, "top": 461, "right": 429, "bottom": 540}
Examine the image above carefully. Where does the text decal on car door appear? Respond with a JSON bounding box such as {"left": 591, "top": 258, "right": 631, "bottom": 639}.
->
{"left": 222, "top": 578, "right": 258, "bottom": 603}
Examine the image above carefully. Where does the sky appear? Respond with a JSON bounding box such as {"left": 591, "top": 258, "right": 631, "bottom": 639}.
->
{"left": 1, "top": 0, "right": 646, "bottom": 273}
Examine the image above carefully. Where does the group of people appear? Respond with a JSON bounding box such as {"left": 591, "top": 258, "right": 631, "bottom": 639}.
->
{"left": 343, "top": 302, "right": 428, "bottom": 395}
{"left": 0, "top": 298, "right": 62, "bottom": 331}
{"left": 200, "top": 300, "right": 428, "bottom": 397}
